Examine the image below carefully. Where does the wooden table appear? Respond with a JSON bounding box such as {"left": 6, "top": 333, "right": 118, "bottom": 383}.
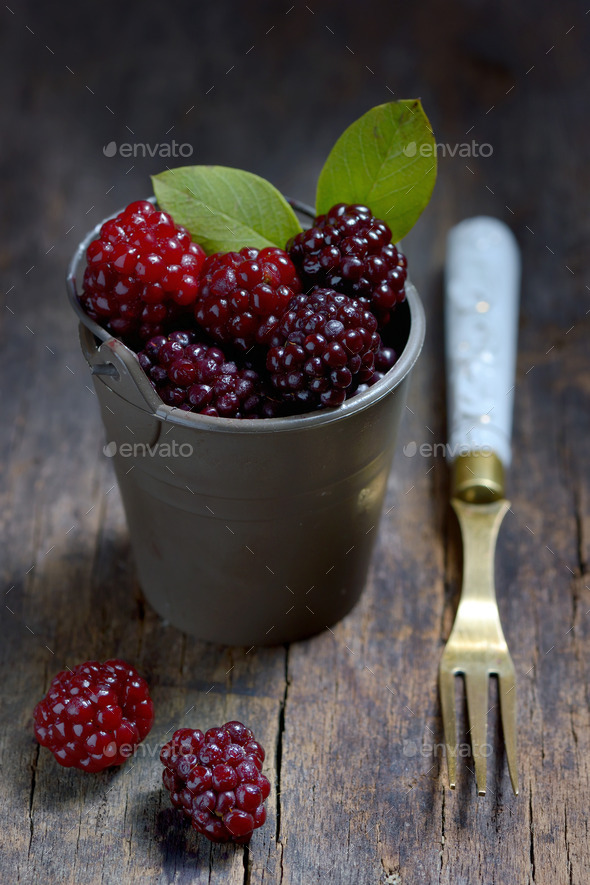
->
{"left": 2, "top": 1, "right": 589, "bottom": 882}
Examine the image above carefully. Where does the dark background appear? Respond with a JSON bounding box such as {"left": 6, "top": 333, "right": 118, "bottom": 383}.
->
{"left": 2, "top": 1, "right": 590, "bottom": 883}
{"left": 3, "top": 0, "right": 588, "bottom": 384}
{"left": 4, "top": 0, "right": 588, "bottom": 324}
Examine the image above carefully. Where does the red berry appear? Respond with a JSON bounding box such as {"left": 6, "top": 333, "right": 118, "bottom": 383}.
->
{"left": 224, "top": 809, "right": 255, "bottom": 838}
{"left": 160, "top": 721, "right": 269, "bottom": 844}
{"left": 224, "top": 720, "right": 253, "bottom": 745}
{"left": 194, "top": 247, "right": 301, "bottom": 351}
{"left": 216, "top": 791, "right": 236, "bottom": 815}
{"left": 257, "top": 774, "right": 271, "bottom": 800}
{"left": 288, "top": 203, "right": 407, "bottom": 327}
{"left": 236, "top": 783, "right": 263, "bottom": 812}
{"left": 253, "top": 804, "right": 267, "bottom": 827}
{"left": 80, "top": 201, "right": 206, "bottom": 345}
{"left": 224, "top": 743, "right": 246, "bottom": 766}
{"left": 33, "top": 660, "right": 154, "bottom": 772}
{"left": 212, "top": 764, "right": 239, "bottom": 791}
{"left": 244, "top": 740, "right": 265, "bottom": 762}
{"left": 235, "top": 758, "right": 260, "bottom": 783}
{"left": 186, "top": 765, "right": 213, "bottom": 793}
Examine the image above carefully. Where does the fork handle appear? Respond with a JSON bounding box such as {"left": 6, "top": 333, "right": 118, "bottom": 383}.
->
{"left": 450, "top": 497, "right": 510, "bottom": 608}
{"left": 445, "top": 217, "right": 520, "bottom": 469}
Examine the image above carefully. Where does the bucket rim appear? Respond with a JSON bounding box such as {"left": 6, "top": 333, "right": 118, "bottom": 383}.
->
{"left": 67, "top": 199, "right": 426, "bottom": 435}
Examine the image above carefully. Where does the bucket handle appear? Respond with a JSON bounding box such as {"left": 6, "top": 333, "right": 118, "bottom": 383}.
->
{"left": 79, "top": 324, "right": 165, "bottom": 416}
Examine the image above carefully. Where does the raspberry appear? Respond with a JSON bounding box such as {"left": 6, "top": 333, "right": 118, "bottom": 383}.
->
{"left": 33, "top": 659, "right": 154, "bottom": 772}
{"left": 287, "top": 203, "right": 408, "bottom": 325}
{"left": 266, "top": 287, "right": 380, "bottom": 410}
{"left": 195, "top": 246, "right": 301, "bottom": 351}
{"left": 160, "top": 721, "right": 269, "bottom": 844}
{"left": 138, "top": 331, "right": 273, "bottom": 418}
{"left": 80, "top": 200, "right": 206, "bottom": 344}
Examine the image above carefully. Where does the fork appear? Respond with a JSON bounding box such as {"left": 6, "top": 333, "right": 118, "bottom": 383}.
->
{"left": 439, "top": 216, "right": 521, "bottom": 796}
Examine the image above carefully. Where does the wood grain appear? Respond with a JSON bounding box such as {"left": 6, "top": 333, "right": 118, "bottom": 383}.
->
{"left": 1, "top": 1, "right": 589, "bottom": 882}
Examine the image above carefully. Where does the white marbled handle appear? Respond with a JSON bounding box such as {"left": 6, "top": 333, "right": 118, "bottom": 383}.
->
{"left": 445, "top": 216, "right": 520, "bottom": 467}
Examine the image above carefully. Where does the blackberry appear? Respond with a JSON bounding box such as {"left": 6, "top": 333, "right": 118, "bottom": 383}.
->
{"left": 160, "top": 722, "right": 270, "bottom": 843}
{"left": 195, "top": 246, "right": 301, "bottom": 351}
{"left": 80, "top": 200, "right": 206, "bottom": 345}
{"left": 266, "top": 287, "right": 380, "bottom": 410}
{"left": 33, "top": 659, "right": 154, "bottom": 772}
{"left": 138, "top": 331, "right": 270, "bottom": 418}
{"left": 349, "top": 342, "right": 399, "bottom": 397}
{"left": 287, "top": 203, "right": 407, "bottom": 326}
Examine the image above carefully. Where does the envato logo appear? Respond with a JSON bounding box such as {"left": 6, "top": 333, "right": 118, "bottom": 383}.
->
{"left": 103, "top": 441, "right": 193, "bottom": 458}
{"left": 402, "top": 441, "right": 493, "bottom": 459}
{"left": 403, "top": 140, "right": 493, "bottom": 159}
{"left": 118, "top": 740, "right": 164, "bottom": 760}
{"left": 115, "top": 739, "right": 223, "bottom": 761}
{"left": 103, "top": 140, "right": 194, "bottom": 159}
{"left": 97, "top": 739, "right": 171, "bottom": 761}
{"left": 403, "top": 739, "right": 493, "bottom": 759}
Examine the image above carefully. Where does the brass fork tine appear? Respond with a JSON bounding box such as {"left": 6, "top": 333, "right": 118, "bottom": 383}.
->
{"left": 439, "top": 666, "right": 458, "bottom": 789}
{"left": 498, "top": 666, "right": 519, "bottom": 796}
{"left": 464, "top": 667, "right": 490, "bottom": 796}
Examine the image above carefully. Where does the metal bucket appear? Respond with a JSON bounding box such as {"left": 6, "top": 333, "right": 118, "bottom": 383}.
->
{"left": 67, "top": 206, "right": 425, "bottom": 646}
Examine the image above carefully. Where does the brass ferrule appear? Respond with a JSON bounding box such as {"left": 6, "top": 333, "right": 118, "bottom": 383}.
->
{"left": 451, "top": 451, "right": 505, "bottom": 503}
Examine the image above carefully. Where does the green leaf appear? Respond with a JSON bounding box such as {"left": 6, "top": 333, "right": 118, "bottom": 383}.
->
{"left": 315, "top": 100, "right": 437, "bottom": 241}
{"left": 152, "top": 166, "right": 302, "bottom": 254}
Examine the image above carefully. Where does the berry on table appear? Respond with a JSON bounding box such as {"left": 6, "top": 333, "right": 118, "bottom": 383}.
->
{"left": 33, "top": 659, "right": 154, "bottom": 772}
{"left": 160, "top": 721, "right": 269, "bottom": 844}
{"left": 266, "top": 287, "right": 380, "bottom": 410}
{"left": 287, "top": 203, "right": 408, "bottom": 326}
{"left": 138, "top": 331, "right": 273, "bottom": 418}
{"left": 80, "top": 200, "right": 206, "bottom": 344}
{"left": 195, "top": 246, "right": 301, "bottom": 351}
